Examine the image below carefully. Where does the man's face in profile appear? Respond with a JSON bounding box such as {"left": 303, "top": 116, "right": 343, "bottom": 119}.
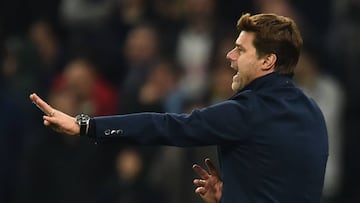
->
{"left": 226, "top": 31, "right": 265, "bottom": 92}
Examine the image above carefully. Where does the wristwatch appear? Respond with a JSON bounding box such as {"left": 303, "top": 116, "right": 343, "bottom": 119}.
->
{"left": 75, "top": 114, "right": 90, "bottom": 136}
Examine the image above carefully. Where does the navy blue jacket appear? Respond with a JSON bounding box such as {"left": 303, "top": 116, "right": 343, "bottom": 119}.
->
{"left": 89, "top": 72, "right": 328, "bottom": 203}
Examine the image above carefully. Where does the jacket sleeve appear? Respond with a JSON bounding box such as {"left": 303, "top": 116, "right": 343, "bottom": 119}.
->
{"left": 90, "top": 95, "right": 253, "bottom": 147}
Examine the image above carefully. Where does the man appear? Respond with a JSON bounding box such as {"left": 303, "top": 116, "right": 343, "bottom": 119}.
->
{"left": 30, "top": 13, "right": 328, "bottom": 203}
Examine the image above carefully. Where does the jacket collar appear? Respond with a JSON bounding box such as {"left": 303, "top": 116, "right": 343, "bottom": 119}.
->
{"left": 230, "top": 72, "right": 294, "bottom": 99}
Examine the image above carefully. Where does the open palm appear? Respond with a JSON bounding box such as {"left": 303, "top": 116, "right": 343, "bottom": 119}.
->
{"left": 193, "top": 158, "right": 223, "bottom": 203}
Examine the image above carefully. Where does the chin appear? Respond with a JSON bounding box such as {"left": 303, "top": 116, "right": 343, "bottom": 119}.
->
{"left": 231, "top": 82, "right": 242, "bottom": 92}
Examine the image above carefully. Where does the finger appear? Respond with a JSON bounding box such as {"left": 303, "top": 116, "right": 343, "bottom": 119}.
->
{"left": 193, "top": 179, "right": 206, "bottom": 187}
{"left": 195, "top": 187, "right": 206, "bottom": 195}
{"left": 30, "top": 93, "right": 54, "bottom": 116}
{"left": 43, "top": 115, "right": 58, "bottom": 126}
{"left": 44, "top": 116, "right": 62, "bottom": 133}
{"left": 205, "top": 158, "right": 221, "bottom": 178}
{"left": 44, "top": 120, "right": 51, "bottom": 126}
{"left": 192, "top": 164, "right": 210, "bottom": 180}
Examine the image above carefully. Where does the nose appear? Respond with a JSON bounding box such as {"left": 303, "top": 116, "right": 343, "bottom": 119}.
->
{"left": 226, "top": 48, "right": 236, "bottom": 61}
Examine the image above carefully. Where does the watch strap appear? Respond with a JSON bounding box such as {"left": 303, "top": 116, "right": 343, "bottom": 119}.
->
{"left": 80, "top": 122, "right": 86, "bottom": 136}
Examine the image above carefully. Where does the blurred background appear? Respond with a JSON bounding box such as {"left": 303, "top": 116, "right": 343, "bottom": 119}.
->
{"left": 0, "top": 0, "right": 359, "bottom": 202}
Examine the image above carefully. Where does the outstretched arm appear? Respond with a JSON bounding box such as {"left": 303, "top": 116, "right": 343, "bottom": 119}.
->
{"left": 29, "top": 93, "right": 80, "bottom": 136}
{"left": 193, "top": 158, "right": 223, "bottom": 203}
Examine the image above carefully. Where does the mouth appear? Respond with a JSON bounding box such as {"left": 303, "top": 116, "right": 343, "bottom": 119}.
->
{"left": 230, "top": 62, "right": 238, "bottom": 70}
{"left": 233, "top": 72, "right": 239, "bottom": 81}
{"left": 231, "top": 69, "right": 240, "bottom": 82}
{"left": 229, "top": 63, "right": 239, "bottom": 79}
{"left": 230, "top": 66, "right": 238, "bottom": 76}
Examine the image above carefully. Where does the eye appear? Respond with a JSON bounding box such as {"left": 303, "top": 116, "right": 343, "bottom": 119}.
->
{"left": 237, "top": 48, "right": 245, "bottom": 54}
{"left": 236, "top": 46, "right": 244, "bottom": 53}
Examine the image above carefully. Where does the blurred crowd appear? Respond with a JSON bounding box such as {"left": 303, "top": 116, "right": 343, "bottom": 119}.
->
{"left": 0, "top": 0, "right": 359, "bottom": 203}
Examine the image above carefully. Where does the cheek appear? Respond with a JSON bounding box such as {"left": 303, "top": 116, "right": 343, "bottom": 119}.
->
{"left": 238, "top": 55, "right": 259, "bottom": 70}
{"left": 236, "top": 55, "right": 251, "bottom": 66}
{"left": 236, "top": 57, "right": 250, "bottom": 73}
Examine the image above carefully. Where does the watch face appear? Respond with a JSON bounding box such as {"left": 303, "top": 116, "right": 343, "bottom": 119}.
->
{"left": 76, "top": 114, "right": 90, "bottom": 125}
{"left": 81, "top": 115, "right": 90, "bottom": 121}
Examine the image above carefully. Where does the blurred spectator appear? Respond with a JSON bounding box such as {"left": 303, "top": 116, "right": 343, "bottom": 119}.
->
{"left": 120, "top": 24, "right": 162, "bottom": 113}
{"left": 147, "top": 146, "right": 189, "bottom": 203}
{"left": 59, "top": 0, "right": 122, "bottom": 84}
{"left": 292, "top": 0, "right": 331, "bottom": 38}
{"left": 51, "top": 56, "right": 119, "bottom": 116}
{"left": 175, "top": 0, "right": 223, "bottom": 100}
{"left": 0, "top": 75, "right": 25, "bottom": 203}
{"left": 327, "top": 0, "right": 360, "bottom": 202}
{"left": 149, "top": 0, "right": 185, "bottom": 57}
{"left": 217, "top": 1, "right": 255, "bottom": 28}
{"left": 0, "top": 0, "right": 62, "bottom": 38}
{"left": 2, "top": 20, "right": 66, "bottom": 97}
{"left": 29, "top": 20, "right": 68, "bottom": 84}
{"left": 294, "top": 50, "right": 345, "bottom": 203}
{"left": 97, "top": 148, "right": 165, "bottom": 203}
{"left": 116, "top": 0, "right": 149, "bottom": 26}
{"left": 59, "top": 0, "right": 115, "bottom": 27}
{"left": 254, "top": 0, "right": 301, "bottom": 22}
{"left": 109, "top": 0, "right": 151, "bottom": 55}
{"left": 1, "top": 38, "right": 37, "bottom": 95}
{"left": 139, "top": 59, "right": 181, "bottom": 112}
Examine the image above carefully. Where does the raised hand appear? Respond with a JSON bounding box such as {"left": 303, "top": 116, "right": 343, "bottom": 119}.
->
{"left": 29, "top": 93, "right": 80, "bottom": 136}
{"left": 193, "top": 158, "right": 223, "bottom": 203}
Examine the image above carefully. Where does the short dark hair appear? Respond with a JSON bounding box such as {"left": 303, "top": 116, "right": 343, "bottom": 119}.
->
{"left": 237, "top": 13, "right": 303, "bottom": 74}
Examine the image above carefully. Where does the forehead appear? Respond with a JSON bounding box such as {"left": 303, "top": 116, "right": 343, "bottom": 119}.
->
{"left": 235, "top": 31, "right": 256, "bottom": 48}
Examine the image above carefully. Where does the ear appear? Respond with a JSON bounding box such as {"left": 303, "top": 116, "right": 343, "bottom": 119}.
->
{"left": 261, "top": 54, "right": 277, "bottom": 71}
